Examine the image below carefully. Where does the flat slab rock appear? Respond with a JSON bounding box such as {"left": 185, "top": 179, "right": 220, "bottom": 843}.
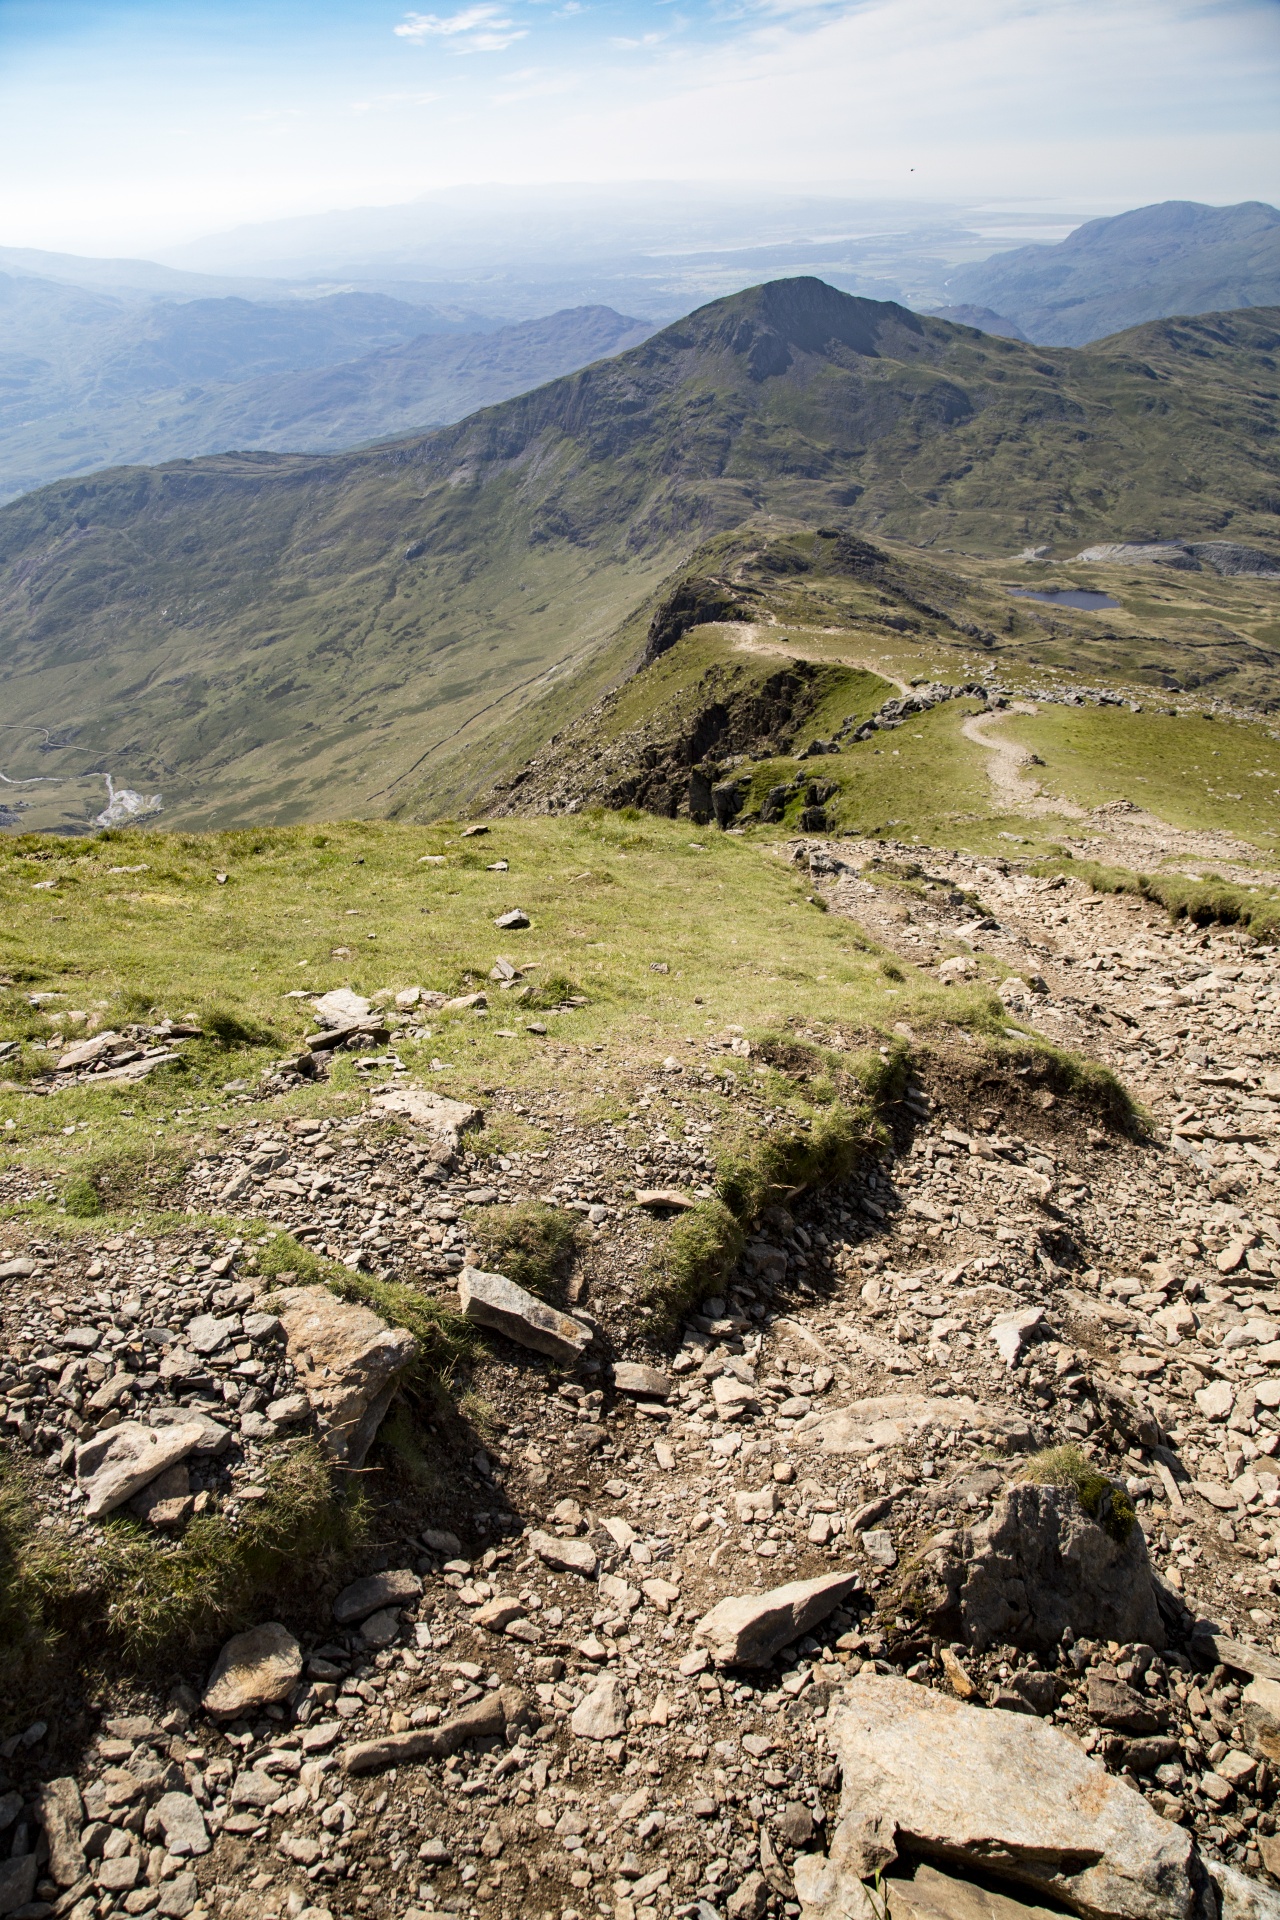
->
{"left": 203, "top": 1623, "right": 303, "bottom": 1718}
{"left": 613, "top": 1362, "right": 672, "bottom": 1400}
{"left": 333, "top": 1568, "right": 422, "bottom": 1627}
{"left": 811, "top": 1672, "right": 1198, "bottom": 1920}
{"left": 458, "top": 1266, "right": 591, "bottom": 1363}
{"left": 371, "top": 1087, "right": 479, "bottom": 1149}
{"left": 694, "top": 1568, "right": 860, "bottom": 1668}
{"left": 794, "top": 1393, "right": 1033, "bottom": 1456}
{"left": 272, "top": 1287, "right": 416, "bottom": 1467}
{"left": 75, "top": 1419, "right": 208, "bottom": 1518}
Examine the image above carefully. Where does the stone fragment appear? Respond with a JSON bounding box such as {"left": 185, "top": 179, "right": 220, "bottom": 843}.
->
{"left": 570, "top": 1673, "right": 628, "bottom": 1740}
{"left": 313, "top": 988, "right": 372, "bottom": 1026}
{"left": 154, "top": 1793, "right": 210, "bottom": 1857}
{"left": 726, "top": 1871, "right": 770, "bottom": 1920}
{"left": 341, "top": 1692, "right": 506, "bottom": 1773}
{"left": 879, "top": 1860, "right": 1071, "bottom": 1920}
{"left": 474, "top": 1597, "right": 525, "bottom": 1632}
{"left": 910, "top": 1480, "right": 1163, "bottom": 1654}
{"left": 613, "top": 1362, "right": 672, "bottom": 1400}
{"left": 635, "top": 1190, "right": 697, "bottom": 1212}
{"left": 156, "top": 1871, "right": 199, "bottom": 1917}
{"left": 33, "top": 1777, "right": 85, "bottom": 1886}
{"left": 333, "top": 1568, "right": 422, "bottom": 1625}
{"left": 1195, "top": 1380, "right": 1235, "bottom": 1420}
{"left": 458, "top": 1266, "right": 591, "bottom": 1362}
{"left": 494, "top": 909, "right": 530, "bottom": 929}
{"left": 1087, "top": 1672, "right": 1166, "bottom": 1735}
{"left": 129, "top": 1462, "right": 192, "bottom": 1528}
{"left": 202, "top": 1623, "right": 303, "bottom": 1717}
{"left": 231, "top": 1769, "right": 281, "bottom": 1809}
{"left": 693, "top": 1569, "right": 860, "bottom": 1668}
{"left": 186, "top": 1313, "right": 236, "bottom": 1355}
{"left": 990, "top": 1307, "right": 1047, "bottom": 1367}
{"left": 819, "top": 1673, "right": 1196, "bottom": 1920}
{"left": 529, "top": 1529, "right": 598, "bottom": 1577}
{"left": 360, "top": 1607, "right": 402, "bottom": 1649}
{"left": 97, "top": 1856, "right": 141, "bottom": 1892}
{"left": 1213, "top": 1864, "right": 1280, "bottom": 1920}
{"left": 272, "top": 1287, "right": 416, "bottom": 1466}
{"left": 0, "top": 1855, "right": 35, "bottom": 1918}
{"left": 76, "top": 1420, "right": 207, "bottom": 1518}
{"left": 1243, "top": 1678, "right": 1280, "bottom": 1763}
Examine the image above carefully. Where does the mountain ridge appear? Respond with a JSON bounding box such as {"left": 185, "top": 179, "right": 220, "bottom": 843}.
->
{"left": 0, "top": 276, "right": 1277, "bottom": 833}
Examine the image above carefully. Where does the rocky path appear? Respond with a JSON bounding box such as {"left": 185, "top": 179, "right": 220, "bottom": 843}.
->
{"left": 958, "top": 703, "right": 1086, "bottom": 819}
{"left": 4, "top": 860, "right": 1280, "bottom": 1920}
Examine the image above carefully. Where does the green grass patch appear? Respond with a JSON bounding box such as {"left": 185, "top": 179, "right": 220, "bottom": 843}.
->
{"left": 1022, "top": 1444, "right": 1136, "bottom": 1542}
{"left": 465, "top": 1202, "right": 582, "bottom": 1302}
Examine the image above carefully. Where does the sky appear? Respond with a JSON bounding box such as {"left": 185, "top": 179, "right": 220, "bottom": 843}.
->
{"left": 0, "top": 0, "right": 1277, "bottom": 258}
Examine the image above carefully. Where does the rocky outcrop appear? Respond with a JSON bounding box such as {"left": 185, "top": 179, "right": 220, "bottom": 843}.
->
{"left": 907, "top": 1478, "right": 1164, "bottom": 1654}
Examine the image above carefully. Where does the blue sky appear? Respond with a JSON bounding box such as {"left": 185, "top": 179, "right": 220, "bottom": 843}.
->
{"left": 1, "top": 0, "right": 1277, "bottom": 254}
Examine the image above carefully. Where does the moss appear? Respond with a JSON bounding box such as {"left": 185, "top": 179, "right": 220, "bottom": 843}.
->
{"left": 1023, "top": 1444, "right": 1136, "bottom": 1542}
{"left": 641, "top": 1198, "right": 746, "bottom": 1336}
{"left": 465, "top": 1202, "right": 582, "bottom": 1302}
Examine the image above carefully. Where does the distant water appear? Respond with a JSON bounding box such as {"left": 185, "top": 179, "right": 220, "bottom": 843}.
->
{"left": 1009, "top": 587, "right": 1120, "bottom": 611}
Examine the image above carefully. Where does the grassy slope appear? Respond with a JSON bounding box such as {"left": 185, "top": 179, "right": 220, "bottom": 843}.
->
{"left": 1, "top": 281, "right": 1278, "bottom": 830}
{"left": 0, "top": 813, "right": 996, "bottom": 1209}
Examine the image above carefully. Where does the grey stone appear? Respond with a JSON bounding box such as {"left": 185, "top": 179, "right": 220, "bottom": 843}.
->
{"left": 727, "top": 1871, "right": 770, "bottom": 1920}
{"left": 1213, "top": 1864, "right": 1280, "bottom": 1920}
{"left": 186, "top": 1313, "right": 236, "bottom": 1355}
{"left": 529, "top": 1529, "right": 598, "bottom": 1577}
{"left": 230, "top": 1768, "right": 281, "bottom": 1809}
{"left": 911, "top": 1480, "right": 1164, "bottom": 1654}
{"left": 795, "top": 1393, "right": 1032, "bottom": 1456}
{"left": 815, "top": 1672, "right": 1197, "bottom": 1920}
{"left": 371, "top": 1087, "right": 479, "bottom": 1151}
{"left": 272, "top": 1287, "right": 416, "bottom": 1467}
{"left": 97, "top": 1855, "right": 141, "bottom": 1892}
{"left": 149, "top": 1407, "right": 231, "bottom": 1454}
{"left": 33, "top": 1777, "right": 84, "bottom": 1886}
{"left": 613, "top": 1362, "right": 671, "bottom": 1400}
{"left": 0, "top": 1854, "right": 35, "bottom": 1918}
{"left": 0, "top": 1258, "right": 35, "bottom": 1281}
{"left": 202, "top": 1622, "right": 303, "bottom": 1717}
{"left": 360, "top": 1607, "right": 403, "bottom": 1649}
{"left": 990, "top": 1307, "right": 1047, "bottom": 1367}
{"left": 156, "top": 1870, "right": 200, "bottom": 1916}
{"left": 1243, "top": 1678, "right": 1280, "bottom": 1763}
{"left": 313, "top": 988, "right": 372, "bottom": 1027}
{"left": 458, "top": 1266, "right": 592, "bottom": 1362}
{"left": 154, "top": 1792, "right": 210, "bottom": 1857}
{"left": 333, "top": 1568, "right": 422, "bottom": 1625}
{"left": 693, "top": 1569, "right": 860, "bottom": 1668}
{"left": 495, "top": 909, "right": 530, "bottom": 929}
{"left": 570, "top": 1673, "right": 628, "bottom": 1740}
{"left": 1087, "top": 1671, "right": 1166, "bottom": 1735}
{"left": 75, "top": 1419, "right": 207, "bottom": 1518}
{"left": 129, "top": 1462, "right": 192, "bottom": 1528}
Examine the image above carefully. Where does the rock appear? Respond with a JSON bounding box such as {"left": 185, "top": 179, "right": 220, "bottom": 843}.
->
{"left": 266, "top": 1393, "right": 310, "bottom": 1425}
{"left": 0, "top": 1855, "right": 36, "bottom": 1918}
{"left": 156, "top": 1871, "right": 200, "bottom": 1917}
{"left": 75, "top": 1420, "right": 207, "bottom": 1518}
{"left": 1242, "top": 1678, "right": 1280, "bottom": 1763}
{"left": 1213, "top": 1864, "right": 1280, "bottom": 1920}
{"left": 360, "top": 1607, "right": 402, "bottom": 1648}
{"left": 862, "top": 1528, "right": 897, "bottom": 1568}
{"left": 33, "top": 1778, "right": 85, "bottom": 1886}
{"left": 818, "top": 1672, "right": 1196, "bottom": 1920}
{"left": 0, "top": 1258, "right": 35, "bottom": 1280}
{"left": 458, "top": 1266, "right": 591, "bottom": 1363}
{"left": 474, "top": 1597, "right": 525, "bottom": 1632}
{"left": 342, "top": 1692, "right": 507, "bottom": 1774}
{"left": 304, "top": 1017, "right": 389, "bottom": 1053}
{"left": 313, "top": 988, "right": 372, "bottom": 1025}
{"left": 154, "top": 1793, "right": 210, "bottom": 1857}
{"left": 187, "top": 1313, "right": 236, "bottom": 1355}
{"left": 635, "top": 1189, "right": 697, "bottom": 1212}
{"left": 613, "top": 1362, "right": 672, "bottom": 1400}
{"left": 776, "top": 1803, "right": 815, "bottom": 1848}
{"left": 272, "top": 1287, "right": 416, "bottom": 1466}
{"left": 990, "top": 1307, "right": 1047, "bottom": 1367}
{"left": 150, "top": 1406, "right": 231, "bottom": 1454}
{"left": 129, "top": 1462, "right": 192, "bottom": 1528}
{"left": 371, "top": 1088, "right": 480, "bottom": 1152}
{"left": 879, "top": 1860, "right": 1071, "bottom": 1920}
{"left": 98, "top": 1856, "right": 141, "bottom": 1892}
{"left": 1195, "top": 1381, "right": 1235, "bottom": 1420}
{"left": 727, "top": 1870, "right": 770, "bottom": 1920}
{"left": 333, "top": 1569, "right": 422, "bottom": 1626}
{"left": 529, "top": 1529, "right": 598, "bottom": 1577}
{"left": 571, "top": 1674, "right": 628, "bottom": 1740}
{"left": 1087, "top": 1672, "right": 1166, "bottom": 1735}
{"left": 422, "top": 1528, "right": 462, "bottom": 1556}
{"left": 795, "top": 1393, "right": 1032, "bottom": 1456}
{"left": 910, "top": 1479, "right": 1164, "bottom": 1654}
{"left": 494, "top": 909, "right": 530, "bottom": 929}
{"left": 202, "top": 1622, "right": 303, "bottom": 1717}
{"left": 693, "top": 1569, "right": 860, "bottom": 1667}
{"left": 231, "top": 1768, "right": 281, "bottom": 1808}
{"left": 713, "top": 1375, "right": 759, "bottom": 1416}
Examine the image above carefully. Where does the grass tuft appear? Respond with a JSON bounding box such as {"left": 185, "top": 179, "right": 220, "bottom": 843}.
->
{"left": 1022, "top": 1443, "right": 1136, "bottom": 1542}
{"left": 464, "top": 1202, "right": 582, "bottom": 1302}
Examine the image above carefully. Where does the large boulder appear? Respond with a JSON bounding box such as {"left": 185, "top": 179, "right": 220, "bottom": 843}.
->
{"left": 907, "top": 1478, "right": 1163, "bottom": 1654}
{"left": 272, "top": 1287, "right": 416, "bottom": 1467}
{"left": 805, "top": 1673, "right": 1200, "bottom": 1920}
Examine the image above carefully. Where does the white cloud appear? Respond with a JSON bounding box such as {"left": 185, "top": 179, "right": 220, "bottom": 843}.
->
{"left": 394, "top": 5, "right": 528, "bottom": 51}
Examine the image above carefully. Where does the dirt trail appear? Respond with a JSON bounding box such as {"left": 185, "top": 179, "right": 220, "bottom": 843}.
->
{"left": 729, "top": 626, "right": 912, "bottom": 694}
{"left": 960, "top": 701, "right": 1085, "bottom": 819}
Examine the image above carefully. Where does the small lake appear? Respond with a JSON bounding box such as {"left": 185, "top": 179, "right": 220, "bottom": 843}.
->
{"left": 1008, "top": 587, "right": 1120, "bottom": 611}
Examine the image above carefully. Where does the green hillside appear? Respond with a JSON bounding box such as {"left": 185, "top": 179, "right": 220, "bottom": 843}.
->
{"left": 1, "top": 277, "right": 1278, "bottom": 832}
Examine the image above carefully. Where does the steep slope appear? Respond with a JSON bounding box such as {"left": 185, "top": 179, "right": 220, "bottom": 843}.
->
{"left": 0, "top": 277, "right": 1277, "bottom": 832}
{"left": 947, "top": 200, "right": 1280, "bottom": 345}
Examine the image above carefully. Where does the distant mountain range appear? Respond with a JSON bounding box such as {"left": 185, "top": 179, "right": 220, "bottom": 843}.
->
{"left": 0, "top": 276, "right": 1275, "bottom": 832}
{"left": 0, "top": 274, "right": 650, "bottom": 501}
{"left": 946, "top": 200, "right": 1280, "bottom": 346}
